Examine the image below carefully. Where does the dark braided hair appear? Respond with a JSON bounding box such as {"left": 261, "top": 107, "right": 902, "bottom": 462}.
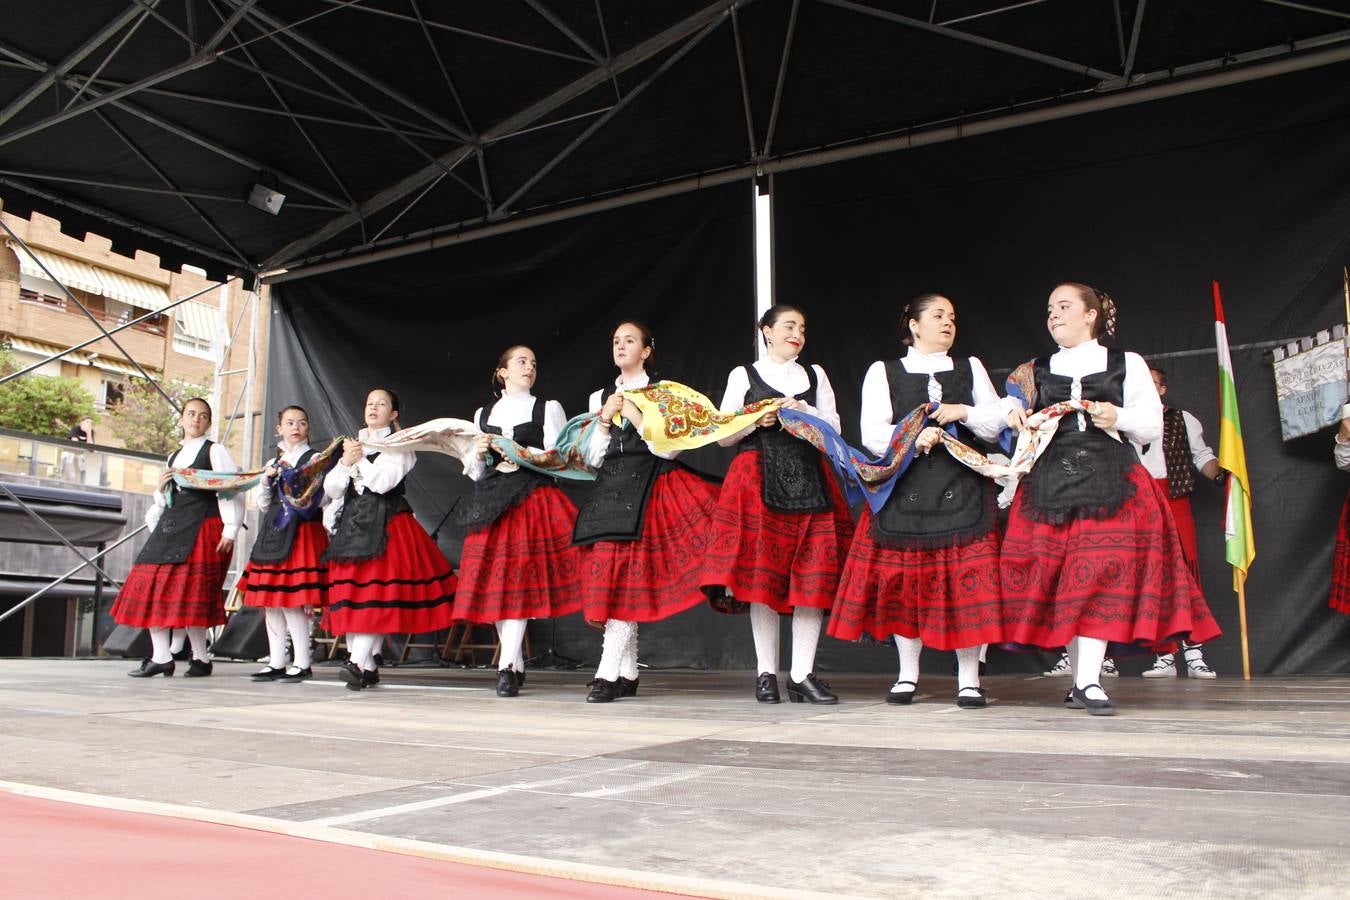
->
{"left": 1057, "top": 282, "right": 1117, "bottom": 340}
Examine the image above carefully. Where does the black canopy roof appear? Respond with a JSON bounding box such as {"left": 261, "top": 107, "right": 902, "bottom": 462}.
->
{"left": 2, "top": 1, "right": 1348, "bottom": 281}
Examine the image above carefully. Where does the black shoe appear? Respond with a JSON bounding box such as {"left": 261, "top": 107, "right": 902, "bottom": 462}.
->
{"left": 956, "top": 687, "right": 988, "bottom": 709}
{"left": 278, "top": 667, "right": 312, "bottom": 683}
{"left": 250, "top": 666, "right": 286, "bottom": 681}
{"left": 886, "top": 680, "right": 917, "bottom": 705}
{"left": 361, "top": 668, "right": 380, "bottom": 689}
{"left": 183, "top": 658, "right": 213, "bottom": 677}
{"left": 1070, "top": 684, "right": 1116, "bottom": 716}
{"left": 755, "top": 673, "right": 780, "bottom": 703}
{"left": 619, "top": 676, "right": 639, "bottom": 698}
{"left": 496, "top": 668, "right": 520, "bottom": 697}
{"left": 339, "top": 661, "right": 365, "bottom": 691}
{"left": 786, "top": 673, "right": 838, "bottom": 704}
{"left": 128, "top": 658, "right": 174, "bottom": 678}
{"left": 586, "top": 678, "right": 620, "bottom": 703}
{"left": 516, "top": 669, "right": 527, "bottom": 687}
{"left": 171, "top": 647, "right": 192, "bottom": 662}
{"left": 1064, "top": 688, "right": 1085, "bottom": 709}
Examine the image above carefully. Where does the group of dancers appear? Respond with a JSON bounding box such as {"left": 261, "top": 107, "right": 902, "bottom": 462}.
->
{"left": 110, "top": 281, "right": 1221, "bottom": 715}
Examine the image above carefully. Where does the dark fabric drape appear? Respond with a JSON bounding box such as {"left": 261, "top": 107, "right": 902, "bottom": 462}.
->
{"left": 266, "top": 184, "right": 759, "bottom": 669}
{"left": 776, "top": 62, "right": 1350, "bottom": 676}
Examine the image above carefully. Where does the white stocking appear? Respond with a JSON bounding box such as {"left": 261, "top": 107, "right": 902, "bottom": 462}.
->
{"left": 168, "top": 628, "right": 187, "bottom": 655}
{"left": 956, "top": 646, "right": 982, "bottom": 692}
{"left": 263, "top": 608, "right": 289, "bottom": 669}
{"left": 1073, "top": 636, "right": 1109, "bottom": 700}
{"left": 148, "top": 626, "right": 172, "bottom": 664}
{"left": 347, "top": 633, "right": 379, "bottom": 671}
{"left": 788, "top": 607, "right": 823, "bottom": 683}
{"left": 495, "top": 619, "right": 527, "bottom": 672}
{"left": 618, "top": 624, "right": 639, "bottom": 681}
{"left": 595, "top": 619, "right": 635, "bottom": 682}
{"left": 185, "top": 626, "right": 209, "bottom": 662}
{"left": 895, "top": 635, "right": 922, "bottom": 691}
{"left": 977, "top": 643, "right": 988, "bottom": 664}
{"left": 749, "top": 603, "right": 779, "bottom": 676}
{"left": 282, "top": 607, "right": 311, "bottom": 670}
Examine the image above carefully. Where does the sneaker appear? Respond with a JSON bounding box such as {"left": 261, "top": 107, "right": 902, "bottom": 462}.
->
{"left": 1183, "top": 646, "right": 1217, "bottom": 679}
{"left": 1043, "top": 652, "right": 1071, "bottom": 676}
{"left": 1142, "top": 654, "right": 1177, "bottom": 678}
{"left": 1101, "top": 658, "right": 1119, "bottom": 678}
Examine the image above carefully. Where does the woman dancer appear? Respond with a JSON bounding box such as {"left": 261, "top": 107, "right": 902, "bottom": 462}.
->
{"left": 829, "top": 294, "right": 1009, "bottom": 707}
{"left": 1001, "top": 283, "right": 1220, "bottom": 714}
{"left": 452, "top": 346, "right": 580, "bottom": 697}
{"left": 239, "top": 405, "right": 329, "bottom": 683}
{"left": 702, "top": 305, "right": 854, "bottom": 704}
{"left": 573, "top": 322, "right": 720, "bottom": 702}
{"left": 322, "top": 388, "right": 457, "bottom": 691}
{"left": 113, "top": 398, "right": 242, "bottom": 678}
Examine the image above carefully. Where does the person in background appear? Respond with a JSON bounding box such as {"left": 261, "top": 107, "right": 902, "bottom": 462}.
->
{"left": 1135, "top": 366, "right": 1225, "bottom": 678}
{"left": 1326, "top": 410, "right": 1350, "bottom": 615}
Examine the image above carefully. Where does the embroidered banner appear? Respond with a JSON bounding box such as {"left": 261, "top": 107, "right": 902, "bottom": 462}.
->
{"left": 1271, "top": 325, "right": 1348, "bottom": 440}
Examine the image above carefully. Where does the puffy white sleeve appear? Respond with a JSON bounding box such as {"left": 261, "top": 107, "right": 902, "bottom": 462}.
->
{"left": 858, "top": 361, "right": 894, "bottom": 457}
{"left": 1111, "top": 351, "right": 1163, "bottom": 444}
{"left": 542, "top": 400, "right": 567, "bottom": 451}
{"left": 801, "top": 365, "right": 841, "bottom": 433}
{"left": 716, "top": 366, "right": 754, "bottom": 447}
{"left": 1335, "top": 434, "right": 1350, "bottom": 472}
{"left": 462, "top": 407, "right": 488, "bottom": 483}
{"left": 208, "top": 443, "right": 243, "bottom": 541}
{"left": 323, "top": 461, "right": 352, "bottom": 503}
{"left": 1182, "top": 410, "right": 1218, "bottom": 471}
{"left": 963, "top": 357, "right": 1011, "bottom": 443}
{"left": 354, "top": 446, "right": 414, "bottom": 495}
{"left": 145, "top": 481, "right": 167, "bottom": 531}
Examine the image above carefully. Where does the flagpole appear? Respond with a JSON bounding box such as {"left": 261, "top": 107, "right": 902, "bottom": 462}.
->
{"left": 1237, "top": 575, "right": 1251, "bottom": 681}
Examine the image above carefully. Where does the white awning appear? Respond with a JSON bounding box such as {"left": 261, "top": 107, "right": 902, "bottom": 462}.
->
{"left": 97, "top": 268, "right": 170, "bottom": 311}
{"left": 8, "top": 243, "right": 104, "bottom": 296}
{"left": 174, "top": 300, "right": 218, "bottom": 343}
{"left": 88, "top": 355, "right": 158, "bottom": 379}
{"left": 5, "top": 242, "right": 172, "bottom": 311}
{"left": 3, "top": 336, "right": 91, "bottom": 365}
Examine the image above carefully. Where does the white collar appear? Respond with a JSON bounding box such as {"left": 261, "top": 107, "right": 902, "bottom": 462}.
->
{"left": 905, "top": 346, "right": 950, "bottom": 361}
{"left": 758, "top": 355, "right": 802, "bottom": 370}
{"left": 359, "top": 425, "right": 392, "bottom": 440}
{"left": 614, "top": 371, "right": 649, "bottom": 390}
{"left": 276, "top": 440, "right": 311, "bottom": 455}
{"left": 1055, "top": 337, "right": 1102, "bottom": 357}
{"left": 180, "top": 434, "right": 209, "bottom": 453}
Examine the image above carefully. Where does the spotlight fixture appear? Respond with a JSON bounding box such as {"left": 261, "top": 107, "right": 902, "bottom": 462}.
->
{"left": 245, "top": 174, "right": 286, "bottom": 215}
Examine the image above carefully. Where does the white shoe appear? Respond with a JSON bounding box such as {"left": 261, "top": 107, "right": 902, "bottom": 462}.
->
{"left": 1184, "top": 646, "right": 1217, "bottom": 679}
{"left": 1100, "top": 658, "right": 1119, "bottom": 677}
{"left": 1142, "top": 654, "right": 1177, "bottom": 678}
{"left": 1043, "top": 652, "right": 1071, "bottom": 676}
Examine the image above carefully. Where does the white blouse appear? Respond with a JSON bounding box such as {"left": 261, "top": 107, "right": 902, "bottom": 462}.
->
{"left": 717, "top": 357, "right": 839, "bottom": 446}
{"left": 858, "top": 349, "right": 1009, "bottom": 457}
{"left": 323, "top": 425, "right": 414, "bottom": 500}
{"left": 145, "top": 436, "right": 243, "bottom": 540}
{"left": 463, "top": 392, "right": 567, "bottom": 482}
{"left": 1010, "top": 339, "right": 1161, "bottom": 444}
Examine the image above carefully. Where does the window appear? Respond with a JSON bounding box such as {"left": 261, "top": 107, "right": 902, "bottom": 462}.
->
{"left": 99, "top": 378, "right": 126, "bottom": 411}
{"left": 18, "top": 288, "right": 65, "bottom": 310}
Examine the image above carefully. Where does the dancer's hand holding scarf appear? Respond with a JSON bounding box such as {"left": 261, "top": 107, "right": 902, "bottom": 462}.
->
{"left": 164, "top": 436, "right": 344, "bottom": 507}
{"left": 360, "top": 418, "right": 597, "bottom": 480}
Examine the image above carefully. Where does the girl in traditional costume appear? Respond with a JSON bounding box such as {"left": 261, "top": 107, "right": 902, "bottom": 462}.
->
{"left": 114, "top": 398, "right": 242, "bottom": 678}
{"left": 452, "top": 346, "right": 580, "bottom": 697}
{"left": 321, "top": 388, "right": 457, "bottom": 691}
{"left": 828, "top": 294, "right": 1010, "bottom": 708}
{"left": 1001, "top": 283, "right": 1220, "bottom": 714}
{"left": 239, "top": 405, "right": 332, "bottom": 683}
{"left": 573, "top": 322, "right": 720, "bottom": 703}
{"left": 702, "top": 305, "right": 855, "bottom": 704}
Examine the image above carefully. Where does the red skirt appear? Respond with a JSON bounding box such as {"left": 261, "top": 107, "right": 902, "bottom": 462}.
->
{"left": 828, "top": 507, "right": 1003, "bottom": 650}
{"left": 1330, "top": 491, "right": 1350, "bottom": 614}
{"left": 1000, "top": 463, "right": 1221, "bottom": 652}
{"left": 238, "top": 520, "right": 329, "bottom": 609}
{"left": 111, "top": 516, "right": 229, "bottom": 628}
{"left": 700, "top": 450, "right": 855, "bottom": 613}
{"left": 452, "top": 486, "right": 583, "bottom": 623}
{"left": 323, "top": 511, "right": 457, "bottom": 635}
{"left": 579, "top": 467, "right": 719, "bottom": 623}
{"left": 1159, "top": 479, "right": 1201, "bottom": 579}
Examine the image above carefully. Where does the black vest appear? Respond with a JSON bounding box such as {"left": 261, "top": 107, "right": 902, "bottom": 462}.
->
{"left": 739, "top": 363, "right": 830, "bottom": 513}
{"left": 320, "top": 451, "right": 411, "bottom": 563}
{"left": 872, "top": 358, "right": 995, "bottom": 547}
{"left": 572, "top": 385, "right": 666, "bottom": 545}
{"left": 249, "top": 447, "right": 319, "bottom": 563}
{"left": 1023, "top": 348, "right": 1139, "bottom": 523}
{"left": 136, "top": 440, "right": 220, "bottom": 565}
{"left": 454, "top": 397, "right": 551, "bottom": 531}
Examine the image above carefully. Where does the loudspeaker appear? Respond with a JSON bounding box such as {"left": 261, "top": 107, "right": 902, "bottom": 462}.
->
{"left": 102, "top": 624, "right": 151, "bottom": 658}
{"left": 212, "top": 607, "right": 269, "bottom": 660}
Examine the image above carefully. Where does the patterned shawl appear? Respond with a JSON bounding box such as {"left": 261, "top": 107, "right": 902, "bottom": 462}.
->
{"left": 360, "top": 418, "right": 597, "bottom": 481}
{"left": 621, "top": 381, "right": 778, "bottom": 453}
{"left": 166, "top": 436, "right": 344, "bottom": 508}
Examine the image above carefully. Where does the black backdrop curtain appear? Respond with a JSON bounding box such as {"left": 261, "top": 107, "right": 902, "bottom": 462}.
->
{"left": 266, "top": 184, "right": 761, "bottom": 670}
{"left": 775, "top": 61, "right": 1350, "bottom": 676}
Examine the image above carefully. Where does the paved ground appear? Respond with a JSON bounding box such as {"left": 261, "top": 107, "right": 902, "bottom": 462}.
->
{"left": 1, "top": 658, "right": 1348, "bottom": 898}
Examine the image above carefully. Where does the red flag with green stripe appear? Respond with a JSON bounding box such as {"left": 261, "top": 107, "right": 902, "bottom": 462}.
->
{"left": 1213, "top": 281, "right": 1254, "bottom": 589}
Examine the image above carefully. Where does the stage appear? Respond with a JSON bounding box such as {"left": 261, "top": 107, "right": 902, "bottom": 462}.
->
{"left": 1, "top": 658, "right": 1348, "bottom": 898}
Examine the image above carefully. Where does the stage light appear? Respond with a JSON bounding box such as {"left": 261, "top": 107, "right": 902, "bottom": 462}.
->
{"left": 246, "top": 179, "right": 285, "bottom": 216}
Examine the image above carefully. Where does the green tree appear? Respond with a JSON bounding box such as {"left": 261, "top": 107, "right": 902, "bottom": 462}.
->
{"left": 0, "top": 347, "right": 97, "bottom": 437}
{"left": 105, "top": 377, "right": 208, "bottom": 455}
